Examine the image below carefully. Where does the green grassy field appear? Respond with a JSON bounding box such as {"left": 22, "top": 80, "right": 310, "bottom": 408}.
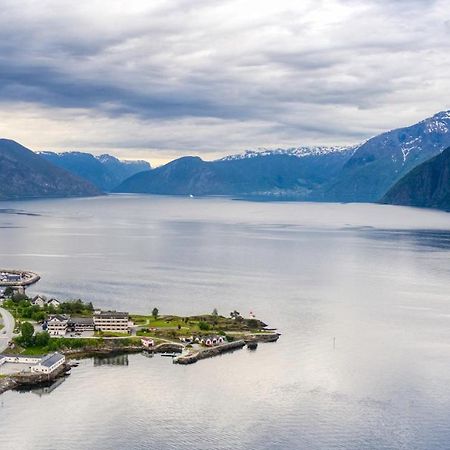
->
{"left": 131, "top": 314, "right": 267, "bottom": 341}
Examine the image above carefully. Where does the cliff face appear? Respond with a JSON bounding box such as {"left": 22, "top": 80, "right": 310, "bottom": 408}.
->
{"left": 381, "top": 147, "right": 450, "bottom": 210}
{"left": 0, "top": 139, "right": 101, "bottom": 200}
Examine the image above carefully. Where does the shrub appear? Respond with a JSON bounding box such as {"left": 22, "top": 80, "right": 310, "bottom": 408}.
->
{"left": 35, "top": 331, "right": 50, "bottom": 347}
{"left": 198, "top": 321, "right": 210, "bottom": 331}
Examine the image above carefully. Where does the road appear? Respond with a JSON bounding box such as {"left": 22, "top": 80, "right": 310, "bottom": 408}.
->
{"left": 0, "top": 307, "right": 15, "bottom": 352}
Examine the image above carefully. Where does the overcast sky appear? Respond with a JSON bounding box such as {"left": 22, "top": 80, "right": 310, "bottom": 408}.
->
{"left": 0, "top": 0, "right": 449, "bottom": 165}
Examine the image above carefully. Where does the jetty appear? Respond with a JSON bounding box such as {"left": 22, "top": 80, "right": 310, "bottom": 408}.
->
{"left": 0, "top": 270, "right": 40, "bottom": 288}
{"left": 173, "top": 340, "right": 246, "bottom": 365}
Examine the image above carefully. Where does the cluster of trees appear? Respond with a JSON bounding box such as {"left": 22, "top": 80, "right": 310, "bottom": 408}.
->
{"left": 3, "top": 297, "right": 46, "bottom": 322}
{"left": 4, "top": 294, "right": 94, "bottom": 322}
{"left": 17, "top": 322, "right": 50, "bottom": 348}
{"left": 59, "top": 300, "right": 94, "bottom": 315}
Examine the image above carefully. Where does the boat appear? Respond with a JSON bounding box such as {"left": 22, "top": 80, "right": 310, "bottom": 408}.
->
{"left": 161, "top": 353, "right": 177, "bottom": 357}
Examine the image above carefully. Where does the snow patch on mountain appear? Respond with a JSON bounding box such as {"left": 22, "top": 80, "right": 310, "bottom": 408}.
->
{"left": 220, "top": 145, "right": 358, "bottom": 161}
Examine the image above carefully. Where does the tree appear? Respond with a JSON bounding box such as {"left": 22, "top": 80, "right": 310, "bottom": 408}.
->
{"left": 230, "top": 310, "right": 241, "bottom": 320}
{"left": 35, "top": 331, "right": 50, "bottom": 347}
{"left": 20, "top": 322, "right": 35, "bottom": 346}
{"left": 198, "top": 321, "right": 210, "bottom": 331}
{"left": 152, "top": 307, "right": 159, "bottom": 320}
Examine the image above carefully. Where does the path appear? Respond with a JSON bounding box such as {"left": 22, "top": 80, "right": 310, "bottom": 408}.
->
{"left": 0, "top": 307, "right": 15, "bottom": 352}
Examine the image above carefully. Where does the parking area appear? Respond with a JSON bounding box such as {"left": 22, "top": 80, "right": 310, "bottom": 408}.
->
{"left": 0, "top": 362, "right": 32, "bottom": 375}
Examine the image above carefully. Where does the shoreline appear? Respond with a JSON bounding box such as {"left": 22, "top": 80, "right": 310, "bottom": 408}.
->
{"left": 0, "top": 332, "right": 280, "bottom": 395}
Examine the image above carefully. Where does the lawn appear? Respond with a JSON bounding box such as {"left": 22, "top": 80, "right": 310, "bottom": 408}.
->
{"left": 132, "top": 314, "right": 267, "bottom": 341}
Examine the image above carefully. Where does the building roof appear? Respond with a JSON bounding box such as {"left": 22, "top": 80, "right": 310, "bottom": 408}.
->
{"left": 39, "top": 352, "right": 65, "bottom": 368}
{"left": 94, "top": 310, "right": 128, "bottom": 319}
{"left": 48, "top": 314, "right": 69, "bottom": 322}
{"left": 69, "top": 317, "right": 94, "bottom": 325}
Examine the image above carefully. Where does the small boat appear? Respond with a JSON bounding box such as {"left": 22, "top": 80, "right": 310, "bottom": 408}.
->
{"left": 161, "top": 353, "right": 177, "bottom": 357}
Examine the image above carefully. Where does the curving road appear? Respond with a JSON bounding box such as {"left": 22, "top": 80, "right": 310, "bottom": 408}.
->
{"left": 0, "top": 307, "right": 15, "bottom": 353}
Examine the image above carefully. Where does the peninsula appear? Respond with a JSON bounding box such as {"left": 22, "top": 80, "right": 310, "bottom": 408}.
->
{"left": 0, "top": 283, "right": 280, "bottom": 394}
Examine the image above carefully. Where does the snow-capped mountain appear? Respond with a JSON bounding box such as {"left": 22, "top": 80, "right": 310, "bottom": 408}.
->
{"left": 325, "top": 110, "right": 450, "bottom": 202}
{"left": 115, "top": 145, "right": 356, "bottom": 198}
{"left": 220, "top": 145, "right": 357, "bottom": 161}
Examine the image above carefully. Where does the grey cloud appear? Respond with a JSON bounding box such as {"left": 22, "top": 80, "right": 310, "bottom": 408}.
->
{"left": 0, "top": 0, "right": 449, "bottom": 160}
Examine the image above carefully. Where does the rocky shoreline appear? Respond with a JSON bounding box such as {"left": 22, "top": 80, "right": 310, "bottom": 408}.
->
{"left": 0, "top": 362, "right": 70, "bottom": 395}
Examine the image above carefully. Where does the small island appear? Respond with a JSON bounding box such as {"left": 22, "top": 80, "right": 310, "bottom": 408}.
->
{"left": 0, "top": 284, "right": 280, "bottom": 394}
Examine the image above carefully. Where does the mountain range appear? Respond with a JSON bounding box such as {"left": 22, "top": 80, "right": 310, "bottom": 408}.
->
{"left": 115, "top": 146, "right": 355, "bottom": 198}
{"left": 1, "top": 110, "right": 449, "bottom": 209}
{"left": 324, "top": 111, "right": 450, "bottom": 202}
{"left": 39, "top": 151, "right": 151, "bottom": 191}
{"left": 114, "top": 110, "right": 450, "bottom": 205}
{"left": 381, "top": 146, "right": 450, "bottom": 210}
{"left": 0, "top": 139, "right": 100, "bottom": 200}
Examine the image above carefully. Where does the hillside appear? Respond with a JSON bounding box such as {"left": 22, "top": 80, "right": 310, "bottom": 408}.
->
{"left": 114, "top": 147, "right": 355, "bottom": 198}
{"left": 0, "top": 139, "right": 100, "bottom": 200}
{"left": 381, "top": 147, "right": 450, "bottom": 210}
{"left": 324, "top": 111, "right": 450, "bottom": 202}
{"left": 115, "top": 111, "right": 450, "bottom": 201}
{"left": 39, "top": 151, "right": 151, "bottom": 191}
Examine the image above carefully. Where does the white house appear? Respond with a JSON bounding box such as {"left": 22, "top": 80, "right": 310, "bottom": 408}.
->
{"left": 47, "top": 298, "right": 61, "bottom": 308}
{"left": 199, "top": 335, "right": 225, "bottom": 347}
{"left": 31, "top": 295, "right": 47, "bottom": 308}
{"left": 141, "top": 337, "right": 154, "bottom": 348}
{"left": 46, "top": 315, "right": 69, "bottom": 336}
{"left": 31, "top": 352, "right": 66, "bottom": 374}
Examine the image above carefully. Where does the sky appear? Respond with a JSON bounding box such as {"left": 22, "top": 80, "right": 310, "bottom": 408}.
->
{"left": 0, "top": 0, "right": 449, "bottom": 166}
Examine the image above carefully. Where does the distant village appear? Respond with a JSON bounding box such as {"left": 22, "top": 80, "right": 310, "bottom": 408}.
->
{"left": 0, "top": 269, "right": 279, "bottom": 389}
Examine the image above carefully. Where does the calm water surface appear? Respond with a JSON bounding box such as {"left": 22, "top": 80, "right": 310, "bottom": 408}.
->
{"left": 0, "top": 195, "right": 450, "bottom": 450}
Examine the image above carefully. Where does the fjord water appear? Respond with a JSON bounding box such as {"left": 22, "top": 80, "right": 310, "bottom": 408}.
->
{"left": 1, "top": 195, "right": 450, "bottom": 450}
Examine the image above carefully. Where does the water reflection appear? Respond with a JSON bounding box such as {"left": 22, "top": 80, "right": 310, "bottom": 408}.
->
{"left": 93, "top": 354, "right": 129, "bottom": 366}
{"left": 15, "top": 376, "right": 66, "bottom": 396}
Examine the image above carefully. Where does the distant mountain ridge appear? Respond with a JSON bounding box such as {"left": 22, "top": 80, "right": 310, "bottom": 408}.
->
{"left": 114, "top": 146, "right": 356, "bottom": 198}
{"left": 39, "top": 151, "right": 151, "bottom": 191}
{"left": 0, "top": 139, "right": 100, "bottom": 200}
{"left": 221, "top": 146, "right": 357, "bottom": 161}
{"left": 323, "top": 111, "right": 450, "bottom": 202}
{"left": 115, "top": 110, "right": 450, "bottom": 201}
{"left": 381, "top": 146, "right": 450, "bottom": 210}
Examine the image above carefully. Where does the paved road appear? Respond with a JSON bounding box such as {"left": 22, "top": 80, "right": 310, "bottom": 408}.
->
{"left": 0, "top": 307, "right": 15, "bottom": 352}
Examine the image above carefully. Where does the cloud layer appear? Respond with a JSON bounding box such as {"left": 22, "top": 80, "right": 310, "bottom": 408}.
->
{"left": 0, "top": 0, "right": 449, "bottom": 164}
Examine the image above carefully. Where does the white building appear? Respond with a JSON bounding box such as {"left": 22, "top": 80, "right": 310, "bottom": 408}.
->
{"left": 199, "top": 335, "right": 225, "bottom": 347}
{"left": 94, "top": 310, "right": 129, "bottom": 333}
{"left": 47, "top": 298, "right": 61, "bottom": 308}
{"left": 31, "top": 295, "right": 47, "bottom": 308}
{"left": 68, "top": 317, "right": 94, "bottom": 332}
{"left": 46, "top": 315, "right": 69, "bottom": 336}
{"left": 0, "top": 352, "right": 65, "bottom": 375}
{"left": 141, "top": 337, "right": 154, "bottom": 348}
{"left": 31, "top": 353, "right": 66, "bottom": 374}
